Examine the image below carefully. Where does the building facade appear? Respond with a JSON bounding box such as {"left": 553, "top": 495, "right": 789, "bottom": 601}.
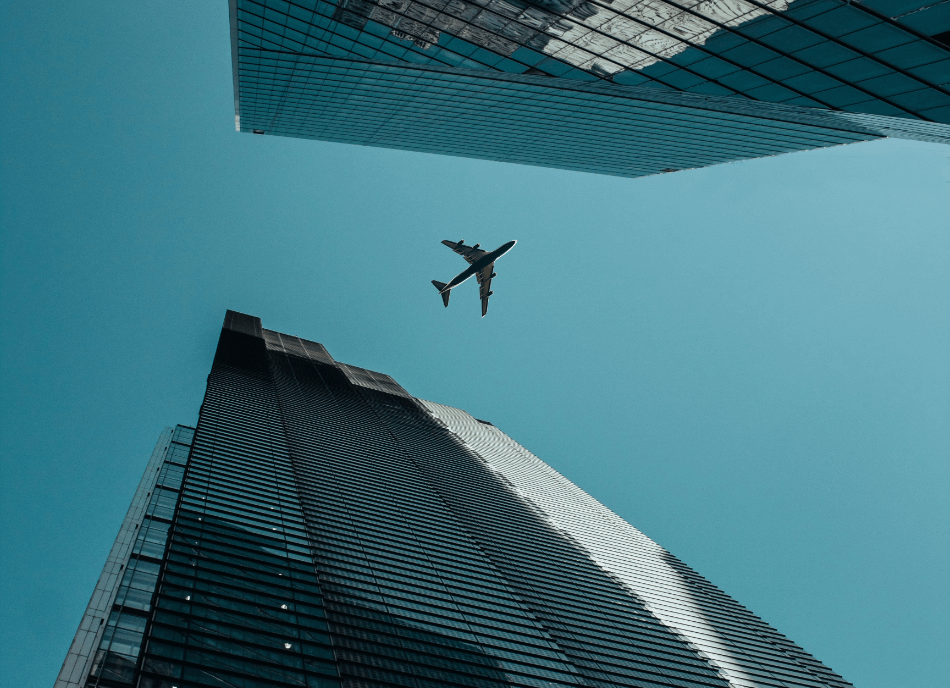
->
{"left": 58, "top": 310, "right": 852, "bottom": 688}
{"left": 229, "top": 0, "right": 950, "bottom": 176}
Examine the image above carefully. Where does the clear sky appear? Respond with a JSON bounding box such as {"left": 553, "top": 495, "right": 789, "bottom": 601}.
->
{"left": 1, "top": 2, "right": 948, "bottom": 687}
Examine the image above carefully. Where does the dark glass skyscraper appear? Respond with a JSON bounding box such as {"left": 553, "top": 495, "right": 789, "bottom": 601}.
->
{"left": 58, "top": 310, "right": 852, "bottom": 688}
{"left": 228, "top": 0, "right": 950, "bottom": 176}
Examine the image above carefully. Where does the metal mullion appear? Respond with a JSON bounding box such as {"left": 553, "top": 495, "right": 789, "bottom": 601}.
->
{"left": 295, "top": 0, "right": 344, "bottom": 51}
{"left": 465, "top": 89, "right": 865, "bottom": 143}
{"left": 315, "top": 53, "right": 880, "bottom": 136}
{"left": 575, "top": 0, "right": 924, "bottom": 116}
{"left": 249, "top": 26, "right": 335, "bottom": 132}
{"left": 287, "top": 83, "right": 822, "bottom": 161}
{"left": 388, "top": 94, "right": 772, "bottom": 159}
{"left": 244, "top": 51, "right": 876, "bottom": 169}
{"left": 267, "top": 59, "right": 871, "bottom": 162}
{"left": 736, "top": 0, "right": 950, "bottom": 94}
{"left": 851, "top": 0, "right": 950, "bottom": 51}
{"left": 425, "top": 105, "right": 845, "bottom": 161}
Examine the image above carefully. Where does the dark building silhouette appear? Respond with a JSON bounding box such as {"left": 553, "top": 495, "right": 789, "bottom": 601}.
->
{"left": 57, "top": 311, "right": 852, "bottom": 688}
{"left": 228, "top": 0, "right": 950, "bottom": 176}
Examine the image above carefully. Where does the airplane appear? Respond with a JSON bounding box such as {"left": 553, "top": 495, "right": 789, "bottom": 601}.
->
{"left": 432, "top": 239, "right": 517, "bottom": 317}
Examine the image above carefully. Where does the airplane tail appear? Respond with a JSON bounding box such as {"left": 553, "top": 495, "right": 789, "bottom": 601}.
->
{"left": 431, "top": 281, "right": 450, "bottom": 308}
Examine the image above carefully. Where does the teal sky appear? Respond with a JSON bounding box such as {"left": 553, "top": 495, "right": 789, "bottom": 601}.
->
{"left": 1, "top": 2, "right": 948, "bottom": 687}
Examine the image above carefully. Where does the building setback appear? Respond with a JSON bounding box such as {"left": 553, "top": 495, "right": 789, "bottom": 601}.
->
{"left": 58, "top": 310, "right": 852, "bottom": 688}
{"left": 229, "top": 0, "right": 950, "bottom": 177}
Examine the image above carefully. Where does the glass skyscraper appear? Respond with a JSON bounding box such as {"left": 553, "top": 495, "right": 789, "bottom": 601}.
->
{"left": 228, "top": 0, "right": 950, "bottom": 176}
{"left": 57, "top": 310, "right": 852, "bottom": 688}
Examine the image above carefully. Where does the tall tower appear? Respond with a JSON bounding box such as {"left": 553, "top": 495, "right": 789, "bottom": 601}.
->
{"left": 228, "top": 0, "right": 950, "bottom": 176}
{"left": 57, "top": 311, "right": 852, "bottom": 688}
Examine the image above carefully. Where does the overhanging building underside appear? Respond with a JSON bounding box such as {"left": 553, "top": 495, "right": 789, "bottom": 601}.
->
{"left": 229, "top": 0, "right": 950, "bottom": 176}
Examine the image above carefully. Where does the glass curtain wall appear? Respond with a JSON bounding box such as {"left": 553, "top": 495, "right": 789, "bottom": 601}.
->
{"left": 61, "top": 311, "right": 854, "bottom": 688}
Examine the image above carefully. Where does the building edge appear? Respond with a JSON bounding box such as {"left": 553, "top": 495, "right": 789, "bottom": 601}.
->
{"left": 56, "top": 311, "right": 853, "bottom": 688}
{"left": 54, "top": 429, "right": 179, "bottom": 688}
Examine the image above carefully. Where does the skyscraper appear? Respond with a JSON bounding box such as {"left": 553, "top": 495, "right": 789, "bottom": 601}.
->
{"left": 58, "top": 310, "right": 852, "bottom": 688}
{"left": 228, "top": 0, "right": 950, "bottom": 176}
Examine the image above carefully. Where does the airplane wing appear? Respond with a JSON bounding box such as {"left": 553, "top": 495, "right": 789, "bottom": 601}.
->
{"left": 442, "top": 240, "right": 487, "bottom": 265}
{"left": 477, "top": 263, "right": 495, "bottom": 317}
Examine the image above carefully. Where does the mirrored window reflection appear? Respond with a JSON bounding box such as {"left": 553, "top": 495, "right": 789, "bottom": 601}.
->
{"left": 157, "top": 462, "right": 185, "bottom": 490}
{"left": 132, "top": 519, "right": 171, "bottom": 560}
{"left": 89, "top": 612, "right": 148, "bottom": 685}
{"left": 172, "top": 427, "right": 195, "bottom": 446}
{"left": 146, "top": 488, "right": 179, "bottom": 521}
{"left": 82, "top": 426, "right": 195, "bottom": 688}
{"left": 114, "top": 559, "right": 161, "bottom": 611}
{"left": 167, "top": 441, "right": 191, "bottom": 465}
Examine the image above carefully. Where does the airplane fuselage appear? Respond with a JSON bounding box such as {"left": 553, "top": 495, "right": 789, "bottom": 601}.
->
{"left": 441, "top": 240, "right": 516, "bottom": 292}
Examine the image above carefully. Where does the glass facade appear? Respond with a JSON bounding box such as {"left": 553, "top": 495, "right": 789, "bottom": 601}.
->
{"left": 229, "top": 0, "right": 950, "bottom": 176}
{"left": 56, "top": 426, "right": 196, "bottom": 688}
{"left": 59, "top": 309, "right": 853, "bottom": 688}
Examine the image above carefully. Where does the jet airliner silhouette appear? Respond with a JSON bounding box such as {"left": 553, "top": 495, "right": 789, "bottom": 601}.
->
{"left": 432, "top": 240, "right": 517, "bottom": 317}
